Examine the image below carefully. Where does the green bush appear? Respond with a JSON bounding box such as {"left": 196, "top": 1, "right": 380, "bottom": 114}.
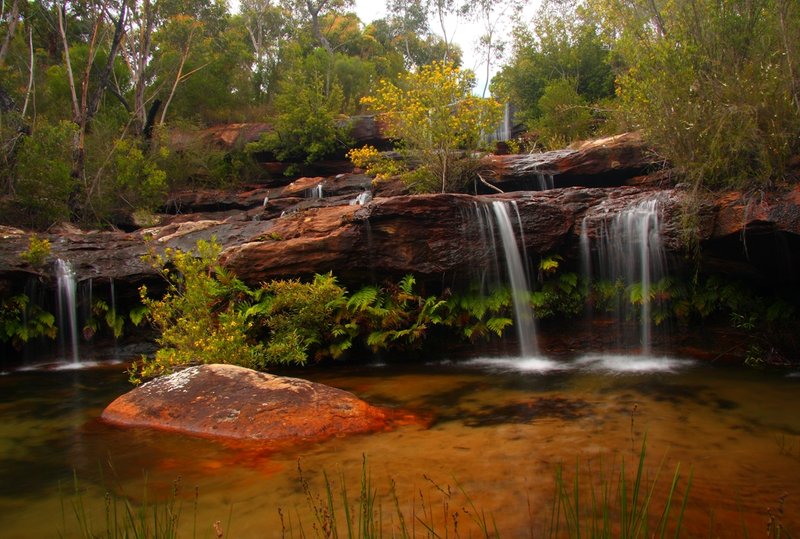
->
{"left": 250, "top": 273, "right": 355, "bottom": 363}
{"left": 535, "top": 79, "right": 595, "bottom": 149}
{"left": 247, "top": 51, "right": 351, "bottom": 168}
{"left": 11, "top": 121, "right": 78, "bottom": 229}
{"left": 131, "top": 239, "right": 268, "bottom": 383}
{"left": 0, "top": 294, "right": 57, "bottom": 351}
{"left": 603, "top": 0, "right": 800, "bottom": 189}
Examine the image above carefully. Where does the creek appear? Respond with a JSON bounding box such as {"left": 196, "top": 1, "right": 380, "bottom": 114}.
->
{"left": 1, "top": 349, "right": 799, "bottom": 537}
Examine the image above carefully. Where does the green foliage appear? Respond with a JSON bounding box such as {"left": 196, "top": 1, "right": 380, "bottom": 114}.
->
{"left": 347, "top": 274, "right": 448, "bottom": 351}
{"left": 10, "top": 121, "right": 77, "bottom": 229}
{"left": 361, "top": 61, "right": 502, "bottom": 193}
{"left": 156, "top": 124, "right": 260, "bottom": 189}
{"left": 443, "top": 286, "right": 514, "bottom": 341}
{"left": 130, "top": 239, "right": 268, "bottom": 383}
{"left": 61, "top": 473, "right": 185, "bottom": 539}
{"left": 532, "top": 271, "right": 584, "bottom": 320}
{"left": 246, "top": 49, "right": 351, "bottom": 167}
{"left": 254, "top": 273, "right": 354, "bottom": 364}
{"left": 106, "top": 138, "right": 169, "bottom": 214}
{"left": 0, "top": 294, "right": 57, "bottom": 351}
{"left": 535, "top": 79, "right": 594, "bottom": 148}
{"left": 83, "top": 299, "right": 125, "bottom": 340}
{"left": 596, "top": 0, "right": 800, "bottom": 189}
{"left": 492, "top": 1, "right": 615, "bottom": 145}
{"left": 550, "top": 436, "right": 691, "bottom": 537}
{"left": 20, "top": 235, "right": 51, "bottom": 268}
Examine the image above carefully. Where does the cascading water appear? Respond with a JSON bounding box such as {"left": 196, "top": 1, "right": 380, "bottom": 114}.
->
{"left": 491, "top": 201, "right": 539, "bottom": 357}
{"left": 581, "top": 199, "right": 666, "bottom": 355}
{"left": 55, "top": 259, "right": 79, "bottom": 363}
{"left": 465, "top": 200, "right": 539, "bottom": 357}
{"left": 535, "top": 173, "right": 554, "bottom": 191}
{"left": 349, "top": 191, "right": 372, "bottom": 206}
{"left": 307, "top": 184, "right": 324, "bottom": 199}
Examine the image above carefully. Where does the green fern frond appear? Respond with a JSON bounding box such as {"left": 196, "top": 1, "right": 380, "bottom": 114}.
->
{"left": 347, "top": 286, "right": 379, "bottom": 311}
{"left": 399, "top": 274, "right": 416, "bottom": 295}
{"left": 486, "top": 317, "right": 513, "bottom": 336}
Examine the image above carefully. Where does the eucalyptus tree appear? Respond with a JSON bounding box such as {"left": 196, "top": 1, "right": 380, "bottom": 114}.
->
{"left": 239, "top": 0, "right": 292, "bottom": 102}
{"left": 0, "top": 0, "right": 23, "bottom": 68}
{"left": 54, "top": 0, "right": 128, "bottom": 213}
{"left": 281, "top": 0, "right": 353, "bottom": 54}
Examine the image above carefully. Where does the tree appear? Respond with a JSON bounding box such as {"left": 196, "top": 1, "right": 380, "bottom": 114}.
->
{"left": 592, "top": 0, "right": 800, "bottom": 188}
{"left": 491, "top": 0, "right": 615, "bottom": 145}
{"left": 246, "top": 48, "right": 350, "bottom": 168}
{"left": 470, "top": 0, "right": 514, "bottom": 98}
{"left": 55, "top": 0, "right": 128, "bottom": 216}
{"left": 239, "top": 0, "right": 291, "bottom": 102}
{"left": 360, "top": 61, "right": 501, "bottom": 193}
{"left": 282, "top": 0, "right": 353, "bottom": 54}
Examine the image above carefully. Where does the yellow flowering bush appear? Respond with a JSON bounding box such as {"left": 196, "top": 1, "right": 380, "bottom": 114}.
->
{"left": 346, "top": 145, "right": 404, "bottom": 180}
{"left": 361, "top": 61, "right": 502, "bottom": 192}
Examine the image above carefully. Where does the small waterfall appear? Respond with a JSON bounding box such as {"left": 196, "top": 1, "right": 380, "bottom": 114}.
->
{"left": 463, "top": 200, "right": 539, "bottom": 356}
{"left": 55, "top": 259, "right": 79, "bottom": 363}
{"left": 582, "top": 199, "right": 666, "bottom": 354}
{"left": 536, "top": 173, "right": 554, "bottom": 191}
{"left": 349, "top": 191, "right": 372, "bottom": 206}
{"left": 490, "top": 201, "right": 539, "bottom": 357}
{"left": 307, "top": 184, "right": 324, "bottom": 199}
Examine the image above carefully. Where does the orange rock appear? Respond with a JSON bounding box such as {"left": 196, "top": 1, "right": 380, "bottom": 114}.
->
{"left": 101, "top": 364, "right": 416, "bottom": 447}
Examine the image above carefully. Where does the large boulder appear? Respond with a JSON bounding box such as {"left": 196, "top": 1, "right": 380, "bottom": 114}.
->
{"left": 101, "top": 364, "right": 416, "bottom": 445}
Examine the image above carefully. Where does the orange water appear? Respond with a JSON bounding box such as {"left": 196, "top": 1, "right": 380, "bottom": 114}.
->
{"left": 1, "top": 356, "right": 799, "bottom": 538}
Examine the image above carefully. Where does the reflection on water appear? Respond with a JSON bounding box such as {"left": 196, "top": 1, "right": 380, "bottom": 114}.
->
{"left": 1, "top": 355, "right": 799, "bottom": 537}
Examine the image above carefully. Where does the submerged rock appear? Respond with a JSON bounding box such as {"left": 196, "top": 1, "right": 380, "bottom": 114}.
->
{"left": 101, "top": 364, "right": 416, "bottom": 445}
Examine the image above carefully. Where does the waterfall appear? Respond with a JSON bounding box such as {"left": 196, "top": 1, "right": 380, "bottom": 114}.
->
{"left": 464, "top": 200, "right": 539, "bottom": 356}
{"left": 307, "top": 184, "right": 324, "bottom": 199}
{"left": 349, "top": 191, "right": 372, "bottom": 206}
{"left": 536, "top": 173, "right": 554, "bottom": 191}
{"left": 55, "top": 259, "right": 79, "bottom": 363}
{"left": 491, "top": 201, "right": 539, "bottom": 357}
{"left": 582, "top": 199, "right": 666, "bottom": 355}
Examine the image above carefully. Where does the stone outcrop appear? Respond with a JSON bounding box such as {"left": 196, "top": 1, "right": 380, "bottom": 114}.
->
{"left": 102, "top": 364, "right": 417, "bottom": 445}
{"left": 697, "top": 186, "right": 800, "bottom": 284}
{"left": 483, "top": 132, "right": 662, "bottom": 191}
{"left": 4, "top": 184, "right": 800, "bottom": 296}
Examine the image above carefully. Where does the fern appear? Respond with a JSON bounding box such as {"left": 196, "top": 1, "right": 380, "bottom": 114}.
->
{"left": 347, "top": 286, "right": 379, "bottom": 311}
{"left": 486, "top": 317, "right": 513, "bottom": 336}
{"left": 399, "top": 274, "right": 416, "bottom": 295}
{"left": 539, "top": 254, "right": 562, "bottom": 275}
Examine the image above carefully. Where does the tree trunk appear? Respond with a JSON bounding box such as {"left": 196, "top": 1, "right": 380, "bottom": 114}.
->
{"left": 0, "top": 0, "right": 21, "bottom": 68}
{"left": 305, "top": 0, "right": 334, "bottom": 54}
{"left": 86, "top": 2, "right": 127, "bottom": 125}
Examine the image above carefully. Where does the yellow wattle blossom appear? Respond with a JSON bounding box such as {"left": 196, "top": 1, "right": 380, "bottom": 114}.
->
{"left": 356, "top": 61, "right": 502, "bottom": 192}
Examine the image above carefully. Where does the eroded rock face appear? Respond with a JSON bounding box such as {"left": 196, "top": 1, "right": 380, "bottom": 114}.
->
{"left": 101, "top": 364, "right": 414, "bottom": 444}
{"left": 484, "top": 132, "right": 661, "bottom": 191}
{"left": 7, "top": 185, "right": 800, "bottom": 294}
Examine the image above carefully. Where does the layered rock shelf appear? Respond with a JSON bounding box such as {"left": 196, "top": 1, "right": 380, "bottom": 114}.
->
{"left": 3, "top": 184, "right": 800, "bottom": 296}
{"left": 2, "top": 131, "right": 800, "bottom": 297}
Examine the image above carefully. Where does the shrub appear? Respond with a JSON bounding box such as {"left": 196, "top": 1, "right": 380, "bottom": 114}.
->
{"left": 11, "top": 121, "right": 78, "bottom": 229}
{"left": 130, "top": 239, "right": 267, "bottom": 383}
